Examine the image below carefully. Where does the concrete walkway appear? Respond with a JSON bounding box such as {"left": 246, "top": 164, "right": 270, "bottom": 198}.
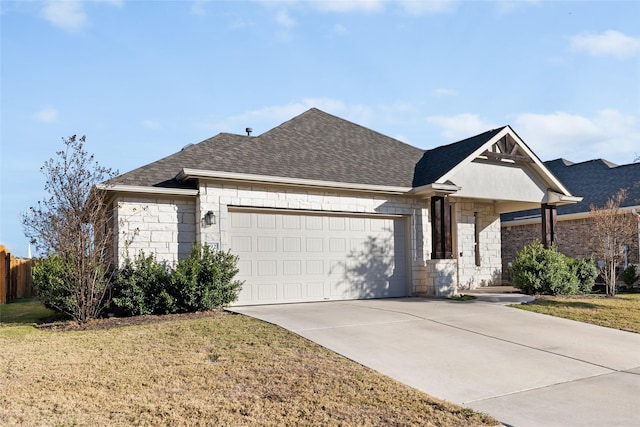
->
{"left": 230, "top": 296, "right": 640, "bottom": 427}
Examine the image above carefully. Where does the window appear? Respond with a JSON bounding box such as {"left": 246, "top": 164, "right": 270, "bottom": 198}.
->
{"left": 431, "top": 196, "right": 452, "bottom": 259}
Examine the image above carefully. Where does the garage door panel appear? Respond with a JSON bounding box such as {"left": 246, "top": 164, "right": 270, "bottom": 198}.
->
{"left": 282, "top": 215, "right": 301, "bottom": 229}
{"left": 329, "top": 238, "right": 347, "bottom": 252}
{"left": 329, "top": 217, "right": 346, "bottom": 230}
{"left": 306, "top": 259, "right": 324, "bottom": 275}
{"left": 258, "top": 283, "right": 278, "bottom": 300}
{"left": 283, "top": 237, "right": 301, "bottom": 252}
{"left": 283, "top": 260, "right": 301, "bottom": 275}
{"left": 306, "top": 238, "right": 323, "bottom": 252}
{"left": 231, "top": 212, "right": 252, "bottom": 228}
{"left": 231, "top": 235, "right": 252, "bottom": 252}
{"left": 305, "top": 216, "right": 323, "bottom": 229}
{"left": 257, "top": 214, "right": 277, "bottom": 229}
{"left": 230, "top": 210, "right": 408, "bottom": 305}
{"left": 257, "top": 260, "right": 277, "bottom": 276}
{"left": 283, "top": 283, "right": 302, "bottom": 299}
{"left": 257, "top": 236, "right": 277, "bottom": 252}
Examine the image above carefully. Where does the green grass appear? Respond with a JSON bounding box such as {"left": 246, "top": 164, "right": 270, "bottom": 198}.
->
{"left": 0, "top": 297, "right": 66, "bottom": 325}
{"left": 0, "top": 299, "right": 498, "bottom": 426}
{"left": 513, "top": 293, "right": 640, "bottom": 333}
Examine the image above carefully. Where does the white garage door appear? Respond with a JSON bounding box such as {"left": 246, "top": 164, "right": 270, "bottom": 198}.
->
{"left": 229, "top": 209, "right": 408, "bottom": 305}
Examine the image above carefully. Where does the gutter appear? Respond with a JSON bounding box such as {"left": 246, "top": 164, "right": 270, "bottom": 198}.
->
{"left": 176, "top": 168, "right": 413, "bottom": 195}
{"left": 95, "top": 183, "right": 199, "bottom": 197}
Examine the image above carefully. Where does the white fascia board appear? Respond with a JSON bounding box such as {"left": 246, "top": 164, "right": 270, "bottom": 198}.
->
{"left": 176, "top": 168, "right": 413, "bottom": 195}
{"left": 95, "top": 183, "right": 199, "bottom": 197}
{"left": 546, "top": 190, "right": 583, "bottom": 206}
{"left": 409, "top": 182, "right": 461, "bottom": 198}
{"left": 503, "top": 129, "right": 573, "bottom": 197}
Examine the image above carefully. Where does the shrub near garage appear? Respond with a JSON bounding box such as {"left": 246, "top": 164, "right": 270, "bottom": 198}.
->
{"left": 113, "top": 244, "right": 244, "bottom": 316}
{"left": 170, "top": 244, "right": 244, "bottom": 312}
{"left": 112, "top": 251, "right": 174, "bottom": 315}
{"left": 510, "top": 241, "right": 580, "bottom": 295}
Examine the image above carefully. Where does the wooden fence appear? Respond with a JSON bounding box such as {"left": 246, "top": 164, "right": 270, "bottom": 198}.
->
{"left": 0, "top": 245, "right": 36, "bottom": 304}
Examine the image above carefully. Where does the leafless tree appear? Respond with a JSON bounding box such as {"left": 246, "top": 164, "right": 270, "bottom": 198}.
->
{"left": 590, "top": 188, "right": 637, "bottom": 296}
{"left": 22, "top": 135, "right": 118, "bottom": 322}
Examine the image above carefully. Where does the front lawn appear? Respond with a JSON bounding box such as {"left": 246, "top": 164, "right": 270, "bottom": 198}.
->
{"left": 0, "top": 300, "right": 498, "bottom": 426}
{"left": 513, "top": 293, "right": 640, "bottom": 334}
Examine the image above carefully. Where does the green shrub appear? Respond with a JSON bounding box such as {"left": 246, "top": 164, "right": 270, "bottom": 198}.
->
{"left": 622, "top": 264, "right": 639, "bottom": 286}
{"left": 112, "top": 251, "right": 173, "bottom": 316}
{"left": 510, "top": 241, "right": 579, "bottom": 295}
{"left": 32, "top": 254, "right": 77, "bottom": 316}
{"left": 170, "top": 244, "right": 244, "bottom": 311}
{"left": 568, "top": 257, "right": 598, "bottom": 294}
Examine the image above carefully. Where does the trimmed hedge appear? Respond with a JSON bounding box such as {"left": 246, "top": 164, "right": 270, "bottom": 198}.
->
{"left": 112, "top": 251, "right": 173, "bottom": 316}
{"left": 510, "top": 241, "right": 596, "bottom": 295}
{"left": 112, "top": 244, "right": 243, "bottom": 316}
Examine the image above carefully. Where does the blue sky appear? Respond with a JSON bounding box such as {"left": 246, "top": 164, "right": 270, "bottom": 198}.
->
{"left": 1, "top": 0, "right": 639, "bottom": 257}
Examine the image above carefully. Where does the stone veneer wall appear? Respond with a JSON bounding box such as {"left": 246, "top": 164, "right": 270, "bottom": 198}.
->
{"left": 501, "top": 215, "right": 640, "bottom": 281}
{"left": 114, "top": 196, "right": 196, "bottom": 266}
{"left": 455, "top": 201, "right": 503, "bottom": 289}
{"left": 198, "top": 181, "right": 432, "bottom": 296}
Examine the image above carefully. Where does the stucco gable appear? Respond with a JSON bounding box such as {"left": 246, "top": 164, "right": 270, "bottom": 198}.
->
{"left": 412, "top": 126, "right": 578, "bottom": 206}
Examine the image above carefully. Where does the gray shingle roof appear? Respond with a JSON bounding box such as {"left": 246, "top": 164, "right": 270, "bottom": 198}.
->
{"left": 110, "top": 108, "right": 426, "bottom": 189}
{"left": 501, "top": 158, "right": 640, "bottom": 221}
{"left": 412, "top": 126, "right": 507, "bottom": 187}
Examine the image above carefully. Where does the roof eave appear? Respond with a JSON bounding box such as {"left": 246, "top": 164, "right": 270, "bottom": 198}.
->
{"left": 95, "top": 183, "right": 199, "bottom": 197}
{"left": 409, "top": 182, "right": 461, "bottom": 198}
{"left": 177, "top": 168, "right": 414, "bottom": 195}
{"left": 546, "top": 190, "right": 583, "bottom": 206}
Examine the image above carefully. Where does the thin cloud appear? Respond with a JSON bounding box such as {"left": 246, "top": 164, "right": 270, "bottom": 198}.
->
{"left": 191, "top": 0, "right": 210, "bottom": 16}
{"left": 195, "top": 98, "right": 385, "bottom": 135}
{"left": 399, "top": 0, "right": 458, "bottom": 15}
{"left": 426, "top": 114, "right": 497, "bottom": 141}
{"left": 41, "top": 0, "right": 87, "bottom": 32}
{"left": 142, "top": 120, "right": 161, "bottom": 130}
{"left": 330, "top": 23, "right": 349, "bottom": 37}
{"left": 33, "top": 107, "right": 59, "bottom": 124}
{"left": 513, "top": 110, "right": 640, "bottom": 162}
{"left": 275, "top": 10, "right": 296, "bottom": 28}
{"left": 433, "top": 88, "right": 458, "bottom": 97}
{"left": 570, "top": 30, "right": 640, "bottom": 59}
{"left": 312, "top": 0, "right": 385, "bottom": 13}
{"left": 41, "top": 0, "right": 123, "bottom": 32}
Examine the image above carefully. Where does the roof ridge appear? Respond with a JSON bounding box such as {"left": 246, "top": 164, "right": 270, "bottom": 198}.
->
{"left": 425, "top": 125, "right": 508, "bottom": 153}
{"left": 262, "top": 107, "right": 425, "bottom": 153}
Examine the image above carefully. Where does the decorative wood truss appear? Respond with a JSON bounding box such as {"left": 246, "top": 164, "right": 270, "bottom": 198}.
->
{"left": 480, "top": 134, "right": 533, "bottom": 164}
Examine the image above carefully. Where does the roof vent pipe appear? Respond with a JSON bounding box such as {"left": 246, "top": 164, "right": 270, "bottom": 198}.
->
{"left": 246, "top": 127, "right": 252, "bottom": 136}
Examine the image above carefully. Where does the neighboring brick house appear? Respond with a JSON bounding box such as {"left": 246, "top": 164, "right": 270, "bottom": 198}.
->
{"left": 501, "top": 159, "right": 640, "bottom": 279}
{"left": 99, "top": 108, "right": 579, "bottom": 305}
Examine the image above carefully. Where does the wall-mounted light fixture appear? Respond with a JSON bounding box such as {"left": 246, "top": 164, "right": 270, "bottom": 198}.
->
{"left": 204, "top": 210, "right": 216, "bottom": 226}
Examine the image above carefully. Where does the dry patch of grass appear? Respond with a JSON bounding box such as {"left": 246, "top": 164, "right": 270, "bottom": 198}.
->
{"left": 1, "top": 307, "right": 498, "bottom": 426}
{"left": 513, "top": 293, "right": 640, "bottom": 333}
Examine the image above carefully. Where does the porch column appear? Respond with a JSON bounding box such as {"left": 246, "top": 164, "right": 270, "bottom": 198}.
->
{"left": 541, "top": 204, "right": 557, "bottom": 248}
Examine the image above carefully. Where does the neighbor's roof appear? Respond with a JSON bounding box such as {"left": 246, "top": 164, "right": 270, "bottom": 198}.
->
{"left": 109, "top": 108, "right": 426, "bottom": 189}
{"left": 501, "top": 158, "right": 640, "bottom": 221}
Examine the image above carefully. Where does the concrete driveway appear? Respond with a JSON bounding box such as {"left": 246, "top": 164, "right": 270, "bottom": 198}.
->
{"left": 231, "top": 297, "right": 640, "bottom": 427}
